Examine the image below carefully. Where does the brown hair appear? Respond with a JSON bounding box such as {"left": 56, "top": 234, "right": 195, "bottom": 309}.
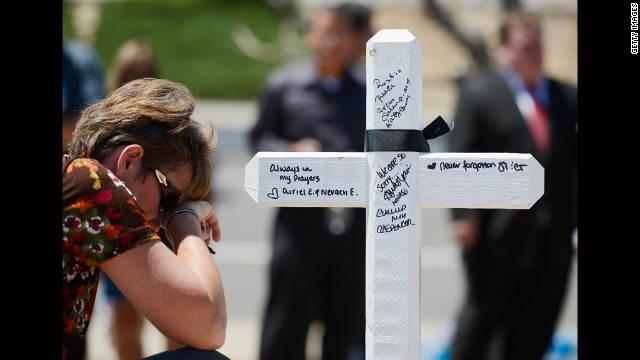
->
{"left": 106, "top": 37, "right": 159, "bottom": 93}
{"left": 498, "top": 12, "right": 542, "bottom": 46}
{"left": 67, "top": 78, "right": 217, "bottom": 200}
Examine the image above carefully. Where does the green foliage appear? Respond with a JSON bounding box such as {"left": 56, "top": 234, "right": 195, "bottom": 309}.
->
{"left": 63, "top": 0, "right": 297, "bottom": 99}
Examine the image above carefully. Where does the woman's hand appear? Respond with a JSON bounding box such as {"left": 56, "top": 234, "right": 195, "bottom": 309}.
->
{"left": 162, "top": 200, "right": 221, "bottom": 246}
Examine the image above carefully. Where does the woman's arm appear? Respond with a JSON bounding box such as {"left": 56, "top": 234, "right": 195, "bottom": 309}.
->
{"left": 101, "top": 201, "right": 226, "bottom": 349}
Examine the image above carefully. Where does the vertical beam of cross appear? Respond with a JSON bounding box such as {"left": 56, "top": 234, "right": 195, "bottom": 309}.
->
{"left": 365, "top": 29, "right": 422, "bottom": 360}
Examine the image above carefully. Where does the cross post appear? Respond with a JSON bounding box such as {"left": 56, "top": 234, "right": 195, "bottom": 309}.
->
{"left": 244, "top": 29, "right": 543, "bottom": 359}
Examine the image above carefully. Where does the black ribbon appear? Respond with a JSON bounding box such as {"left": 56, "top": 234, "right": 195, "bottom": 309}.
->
{"left": 364, "top": 115, "right": 451, "bottom": 152}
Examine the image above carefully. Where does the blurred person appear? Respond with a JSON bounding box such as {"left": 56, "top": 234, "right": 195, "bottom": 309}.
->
{"left": 249, "top": 3, "right": 373, "bottom": 360}
{"left": 346, "top": 2, "right": 373, "bottom": 65}
{"left": 448, "top": 12, "right": 577, "bottom": 360}
{"left": 105, "top": 37, "right": 159, "bottom": 96}
{"left": 98, "top": 37, "right": 183, "bottom": 360}
{"left": 63, "top": 36, "right": 105, "bottom": 144}
{"left": 62, "top": 78, "right": 227, "bottom": 360}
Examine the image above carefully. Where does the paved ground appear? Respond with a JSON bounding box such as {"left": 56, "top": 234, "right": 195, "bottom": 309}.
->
{"left": 82, "top": 4, "right": 577, "bottom": 360}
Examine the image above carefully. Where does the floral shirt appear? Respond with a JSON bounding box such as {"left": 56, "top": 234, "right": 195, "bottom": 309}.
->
{"left": 62, "top": 156, "right": 160, "bottom": 359}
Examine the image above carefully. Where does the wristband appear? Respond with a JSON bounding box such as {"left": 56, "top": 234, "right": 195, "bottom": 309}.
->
{"left": 163, "top": 208, "right": 215, "bottom": 254}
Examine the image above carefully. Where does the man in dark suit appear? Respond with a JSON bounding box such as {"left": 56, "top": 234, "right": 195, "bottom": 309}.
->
{"left": 448, "top": 12, "right": 577, "bottom": 360}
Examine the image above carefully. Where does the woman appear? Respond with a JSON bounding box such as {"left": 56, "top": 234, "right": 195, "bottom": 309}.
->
{"left": 62, "top": 78, "right": 226, "bottom": 359}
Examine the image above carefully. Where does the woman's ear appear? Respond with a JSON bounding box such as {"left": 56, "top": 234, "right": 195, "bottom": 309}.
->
{"left": 116, "top": 144, "right": 145, "bottom": 178}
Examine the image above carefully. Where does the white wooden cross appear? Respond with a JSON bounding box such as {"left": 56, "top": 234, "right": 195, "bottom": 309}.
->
{"left": 244, "top": 29, "right": 543, "bottom": 359}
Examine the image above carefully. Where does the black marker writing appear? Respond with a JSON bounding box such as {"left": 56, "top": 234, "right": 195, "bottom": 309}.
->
{"left": 270, "top": 164, "right": 300, "bottom": 174}
{"left": 376, "top": 219, "right": 415, "bottom": 233}
{"left": 498, "top": 161, "right": 528, "bottom": 172}
{"left": 463, "top": 160, "right": 496, "bottom": 171}
{"left": 376, "top": 204, "right": 407, "bottom": 218}
{"left": 280, "top": 187, "right": 357, "bottom": 197}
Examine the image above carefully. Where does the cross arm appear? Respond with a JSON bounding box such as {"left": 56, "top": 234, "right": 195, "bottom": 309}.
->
{"left": 419, "top": 152, "right": 544, "bottom": 209}
{"left": 244, "top": 152, "right": 367, "bottom": 207}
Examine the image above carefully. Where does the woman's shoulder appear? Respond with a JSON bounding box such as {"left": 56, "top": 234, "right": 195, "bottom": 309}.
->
{"left": 62, "top": 156, "right": 133, "bottom": 213}
{"left": 63, "top": 157, "right": 118, "bottom": 190}
{"left": 62, "top": 156, "right": 159, "bottom": 263}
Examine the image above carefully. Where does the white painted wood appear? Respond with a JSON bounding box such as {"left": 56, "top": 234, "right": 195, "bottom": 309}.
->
{"left": 365, "top": 152, "right": 421, "bottom": 360}
{"left": 244, "top": 152, "right": 367, "bottom": 207}
{"left": 243, "top": 28, "right": 545, "bottom": 360}
{"left": 366, "top": 29, "right": 421, "bottom": 130}
{"left": 419, "top": 153, "right": 544, "bottom": 209}
{"left": 365, "top": 29, "right": 422, "bottom": 360}
{"left": 244, "top": 152, "right": 543, "bottom": 210}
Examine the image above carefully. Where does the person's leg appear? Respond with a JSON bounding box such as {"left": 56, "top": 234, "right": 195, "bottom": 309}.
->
{"left": 449, "top": 296, "right": 495, "bottom": 360}
{"left": 259, "top": 210, "right": 322, "bottom": 360}
{"left": 111, "top": 301, "right": 144, "bottom": 360}
{"left": 450, "top": 246, "right": 519, "bottom": 360}
{"left": 502, "top": 234, "right": 573, "bottom": 360}
{"left": 102, "top": 272, "right": 144, "bottom": 360}
{"left": 320, "top": 208, "right": 366, "bottom": 360}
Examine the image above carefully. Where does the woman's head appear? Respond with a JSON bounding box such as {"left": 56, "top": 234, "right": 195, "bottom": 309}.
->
{"left": 67, "top": 78, "right": 217, "bottom": 201}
